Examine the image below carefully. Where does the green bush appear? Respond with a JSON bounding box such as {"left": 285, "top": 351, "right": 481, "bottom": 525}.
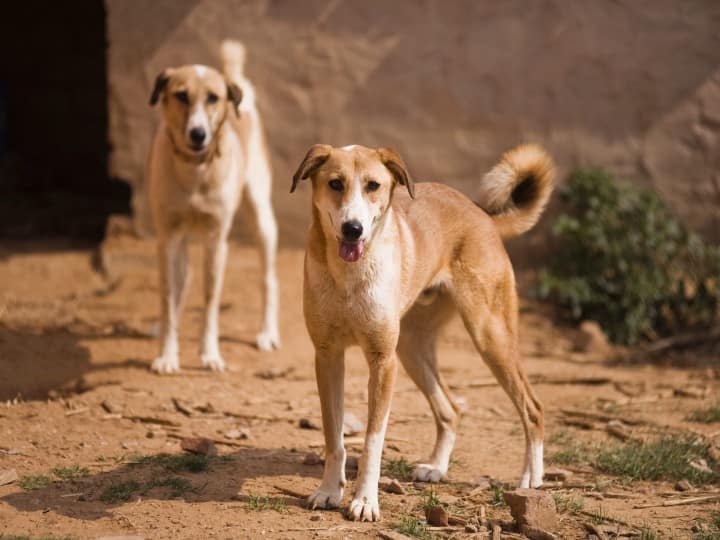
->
{"left": 539, "top": 167, "right": 720, "bottom": 344}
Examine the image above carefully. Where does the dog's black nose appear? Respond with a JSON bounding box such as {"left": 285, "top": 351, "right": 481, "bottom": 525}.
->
{"left": 341, "top": 220, "right": 363, "bottom": 241}
{"left": 189, "top": 127, "right": 206, "bottom": 145}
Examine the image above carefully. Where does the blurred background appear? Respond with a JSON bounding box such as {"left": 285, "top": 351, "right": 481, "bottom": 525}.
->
{"left": 2, "top": 0, "right": 719, "bottom": 253}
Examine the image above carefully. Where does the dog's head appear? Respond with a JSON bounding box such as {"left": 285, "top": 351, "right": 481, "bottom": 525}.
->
{"left": 291, "top": 144, "right": 414, "bottom": 263}
{"left": 150, "top": 65, "right": 242, "bottom": 155}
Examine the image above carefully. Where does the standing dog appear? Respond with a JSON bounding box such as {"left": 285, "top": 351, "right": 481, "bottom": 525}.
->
{"left": 147, "top": 40, "right": 280, "bottom": 374}
{"left": 292, "top": 143, "right": 554, "bottom": 520}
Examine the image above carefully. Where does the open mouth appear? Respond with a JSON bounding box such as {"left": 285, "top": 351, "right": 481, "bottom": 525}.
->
{"left": 338, "top": 239, "right": 364, "bottom": 263}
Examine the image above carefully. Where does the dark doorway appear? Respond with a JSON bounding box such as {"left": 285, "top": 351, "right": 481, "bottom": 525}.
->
{"left": 0, "top": 1, "right": 129, "bottom": 242}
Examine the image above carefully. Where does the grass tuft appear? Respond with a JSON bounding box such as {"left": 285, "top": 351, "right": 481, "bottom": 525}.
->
{"left": 144, "top": 476, "right": 194, "bottom": 498}
{"left": 595, "top": 435, "right": 719, "bottom": 484}
{"left": 688, "top": 403, "right": 720, "bottom": 424}
{"left": 383, "top": 457, "right": 414, "bottom": 480}
{"left": 394, "top": 515, "right": 430, "bottom": 539}
{"left": 421, "top": 488, "right": 441, "bottom": 510}
{"left": 127, "top": 453, "right": 211, "bottom": 472}
{"left": 246, "top": 493, "right": 288, "bottom": 513}
{"left": 490, "top": 484, "right": 505, "bottom": 506}
{"left": 639, "top": 526, "right": 660, "bottom": 540}
{"left": 100, "top": 480, "right": 141, "bottom": 503}
{"left": 51, "top": 465, "right": 89, "bottom": 480}
{"left": 553, "top": 493, "right": 583, "bottom": 514}
{"left": 550, "top": 441, "right": 590, "bottom": 466}
{"left": 18, "top": 475, "right": 52, "bottom": 491}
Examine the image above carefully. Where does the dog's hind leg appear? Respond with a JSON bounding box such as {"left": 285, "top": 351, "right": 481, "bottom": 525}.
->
{"left": 397, "top": 294, "right": 459, "bottom": 482}
{"left": 200, "top": 233, "right": 228, "bottom": 371}
{"left": 152, "top": 233, "right": 189, "bottom": 374}
{"left": 244, "top": 166, "right": 280, "bottom": 351}
{"left": 452, "top": 269, "right": 545, "bottom": 488}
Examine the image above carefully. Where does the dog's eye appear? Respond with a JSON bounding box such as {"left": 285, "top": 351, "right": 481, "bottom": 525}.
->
{"left": 366, "top": 181, "right": 380, "bottom": 192}
{"left": 206, "top": 93, "right": 219, "bottom": 104}
{"left": 328, "top": 179, "right": 344, "bottom": 192}
{"left": 174, "top": 91, "right": 189, "bottom": 105}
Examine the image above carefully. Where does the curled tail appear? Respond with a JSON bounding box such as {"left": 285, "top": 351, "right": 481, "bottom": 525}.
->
{"left": 220, "top": 39, "right": 246, "bottom": 85}
{"left": 476, "top": 144, "right": 556, "bottom": 239}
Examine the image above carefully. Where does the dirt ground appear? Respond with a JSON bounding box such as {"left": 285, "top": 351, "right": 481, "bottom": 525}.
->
{"left": 1, "top": 230, "right": 719, "bottom": 540}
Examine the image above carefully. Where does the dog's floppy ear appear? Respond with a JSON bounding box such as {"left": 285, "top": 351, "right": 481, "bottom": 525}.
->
{"left": 378, "top": 147, "right": 415, "bottom": 199}
{"left": 291, "top": 144, "right": 333, "bottom": 193}
{"left": 149, "top": 69, "right": 171, "bottom": 106}
{"left": 226, "top": 81, "right": 243, "bottom": 116}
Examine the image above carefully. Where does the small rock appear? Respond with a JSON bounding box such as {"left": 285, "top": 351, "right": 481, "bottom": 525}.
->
{"left": 145, "top": 430, "right": 155, "bottom": 439}
{"left": 574, "top": 320, "right": 610, "bottom": 354}
{"left": 299, "top": 418, "right": 320, "bottom": 430}
{"left": 675, "top": 479, "right": 693, "bottom": 491}
{"left": 303, "top": 452, "right": 323, "bottom": 465}
{"left": 503, "top": 488, "right": 558, "bottom": 532}
{"left": 674, "top": 386, "right": 709, "bottom": 398}
{"left": 382, "top": 478, "right": 405, "bottom": 494}
{"left": 180, "top": 437, "right": 217, "bottom": 457}
{"left": 438, "top": 493, "right": 459, "bottom": 506}
{"left": 689, "top": 458, "right": 713, "bottom": 474}
{"left": 309, "top": 513, "right": 322, "bottom": 522}
{"left": 100, "top": 400, "right": 120, "bottom": 414}
{"left": 0, "top": 469, "right": 19, "bottom": 486}
{"left": 522, "top": 527, "right": 557, "bottom": 540}
{"left": 543, "top": 468, "right": 572, "bottom": 482}
{"left": 193, "top": 402, "right": 215, "bottom": 414}
{"left": 425, "top": 505, "right": 449, "bottom": 527}
{"left": 225, "top": 428, "right": 250, "bottom": 440}
{"left": 470, "top": 476, "right": 492, "bottom": 492}
{"left": 345, "top": 455, "right": 359, "bottom": 471}
{"left": 342, "top": 412, "right": 364, "bottom": 436}
{"left": 606, "top": 419, "right": 633, "bottom": 441}
{"left": 255, "top": 367, "right": 294, "bottom": 380}
{"left": 378, "top": 531, "right": 415, "bottom": 540}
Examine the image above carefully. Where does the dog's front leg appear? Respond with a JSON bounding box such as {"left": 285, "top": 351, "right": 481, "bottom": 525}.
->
{"left": 308, "top": 346, "right": 346, "bottom": 510}
{"left": 151, "top": 234, "right": 186, "bottom": 373}
{"left": 200, "top": 233, "right": 228, "bottom": 371}
{"left": 349, "top": 348, "right": 398, "bottom": 522}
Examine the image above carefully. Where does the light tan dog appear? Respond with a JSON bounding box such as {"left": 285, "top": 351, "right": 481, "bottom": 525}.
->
{"left": 147, "top": 41, "right": 280, "bottom": 374}
{"left": 292, "top": 143, "right": 554, "bottom": 521}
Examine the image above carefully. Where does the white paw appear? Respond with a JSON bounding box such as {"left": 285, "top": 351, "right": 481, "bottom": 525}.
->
{"left": 412, "top": 464, "right": 448, "bottom": 483}
{"left": 200, "top": 353, "right": 226, "bottom": 372}
{"left": 255, "top": 331, "right": 280, "bottom": 351}
{"left": 307, "top": 485, "right": 343, "bottom": 510}
{"left": 347, "top": 494, "right": 380, "bottom": 522}
{"left": 151, "top": 355, "right": 180, "bottom": 374}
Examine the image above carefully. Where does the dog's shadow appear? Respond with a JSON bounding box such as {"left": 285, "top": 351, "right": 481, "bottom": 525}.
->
{"left": 0, "top": 447, "right": 324, "bottom": 520}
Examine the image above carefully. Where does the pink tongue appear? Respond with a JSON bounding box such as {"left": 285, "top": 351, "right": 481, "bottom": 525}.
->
{"left": 339, "top": 241, "right": 363, "bottom": 262}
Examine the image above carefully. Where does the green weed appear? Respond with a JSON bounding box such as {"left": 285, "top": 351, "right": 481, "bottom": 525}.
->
{"left": 539, "top": 167, "right": 720, "bottom": 344}
{"left": 383, "top": 457, "right": 414, "bottom": 480}
{"left": 18, "top": 475, "right": 52, "bottom": 491}
{"left": 394, "top": 515, "right": 430, "bottom": 539}
{"left": 688, "top": 403, "right": 720, "bottom": 424}
{"left": 99, "top": 480, "right": 141, "bottom": 503}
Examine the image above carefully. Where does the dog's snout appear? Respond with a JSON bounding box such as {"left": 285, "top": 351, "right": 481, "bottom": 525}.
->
{"left": 189, "top": 127, "right": 207, "bottom": 146}
{"left": 341, "top": 221, "right": 363, "bottom": 242}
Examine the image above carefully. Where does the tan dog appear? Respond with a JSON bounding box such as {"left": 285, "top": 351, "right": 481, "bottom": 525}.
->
{"left": 291, "top": 143, "right": 554, "bottom": 521}
{"left": 147, "top": 41, "right": 280, "bottom": 374}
